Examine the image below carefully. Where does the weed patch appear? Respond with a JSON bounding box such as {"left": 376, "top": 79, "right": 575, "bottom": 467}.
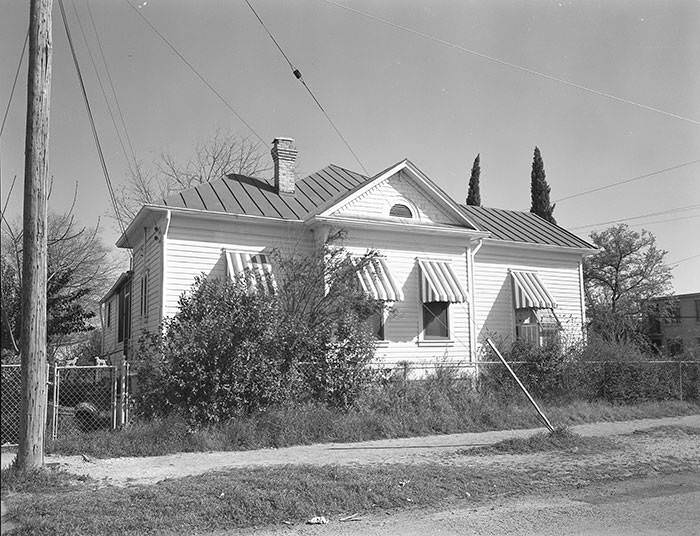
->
{"left": 46, "top": 399, "right": 699, "bottom": 459}
{"left": 456, "top": 427, "right": 615, "bottom": 456}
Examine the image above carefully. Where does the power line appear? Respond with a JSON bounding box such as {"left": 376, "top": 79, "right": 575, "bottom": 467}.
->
{"left": 85, "top": 0, "right": 141, "bottom": 177}
{"left": 670, "top": 253, "right": 700, "bottom": 267}
{"left": 243, "top": 0, "right": 368, "bottom": 174}
{"left": 571, "top": 204, "right": 700, "bottom": 230}
{"left": 70, "top": 0, "right": 134, "bottom": 177}
{"left": 123, "top": 0, "right": 265, "bottom": 144}
{"left": 58, "top": 0, "right": 127, "bottom": 238}
{"left": 0, "top": 28, "right": 29, "bottom": 139}
{"left": 556, "top": 159, "right": 700, "bottom": 203}
{"left": 322, "top": 0, "right": 700, "bottom": 127}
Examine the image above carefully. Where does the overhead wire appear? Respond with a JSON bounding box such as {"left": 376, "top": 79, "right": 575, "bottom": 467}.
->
{"left": 0, "top": 27, "right": 29, "bottom": 139}
{"left": 123, "top": 0, "right": 265, "bottom": 144}
{"left": 571, "top": 204, "right": 700, "bottom": 230}
{"left": 70, "top": 0, "right": 134, "bottom": 178}
{"left": 85, "top": 0, "right": 142, "bottom": 178}
{"left": 669, "top": 253, "right": 700, "bottom": 267}
{"left": 243, "top": 0, "right": 369, "bottom": 175}
{"left": 58, "top": 0, "right": 128, "bottom": 240}
{"left": 322, "top": 0, "right": 700, "bottom": 127}
{"left": 556, "top": 159, "right": 700, "bottom": 203}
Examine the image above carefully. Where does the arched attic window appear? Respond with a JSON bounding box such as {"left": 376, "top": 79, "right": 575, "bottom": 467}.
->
{"left": 389, "top": 203, "right": 413, "bottom": 218}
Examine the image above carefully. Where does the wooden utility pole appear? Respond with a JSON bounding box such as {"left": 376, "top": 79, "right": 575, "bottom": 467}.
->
{"left": 16, "top": 0, "right": 53, "bottom": 471}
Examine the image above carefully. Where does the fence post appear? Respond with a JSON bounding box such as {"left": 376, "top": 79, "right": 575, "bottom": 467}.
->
{"left": 111, "top": 365, "right": 118, "bottom": 429}
{"left": 52, "top": 366, "right": 60, "bottom": 440}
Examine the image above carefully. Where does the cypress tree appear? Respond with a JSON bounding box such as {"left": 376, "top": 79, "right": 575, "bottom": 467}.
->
{"left": 530, "top": 146, "right": 556, "bottom": 224}
{"left": 466, "top": 154, "right": 481, "bottom": 206}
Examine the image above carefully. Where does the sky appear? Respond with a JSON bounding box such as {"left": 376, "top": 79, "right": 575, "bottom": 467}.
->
{"left": 1, "top": 0, "right": 699, "bottom": 292}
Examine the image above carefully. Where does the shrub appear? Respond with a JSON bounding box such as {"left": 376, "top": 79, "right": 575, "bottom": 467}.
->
{"left": 132, "top": 237, "right": 383, "bottom": 424}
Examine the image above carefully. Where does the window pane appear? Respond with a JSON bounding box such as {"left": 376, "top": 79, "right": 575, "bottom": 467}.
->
{"left": 389, "top": 204, "right": 412, "bottom": 218}
{"left": 423, "top": 302, "right": 449, "bottom": 339}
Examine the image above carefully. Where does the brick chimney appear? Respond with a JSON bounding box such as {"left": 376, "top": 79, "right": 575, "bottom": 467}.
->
{"left": 271, "top": 137, "right": 297, "bottom": 195}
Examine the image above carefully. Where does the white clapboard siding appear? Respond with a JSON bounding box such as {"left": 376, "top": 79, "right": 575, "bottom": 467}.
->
{"left": 163, "top": 214, "right": 311, "bottom": 319}
{"left": 473, "top": 243, "right": 585, "bottom": 354}
{"left": 130, "top": 217, "right": 166, "bottom": 338}
{"left": 335, "top": 170, "right": 461, "bottom": 225}
{"left": 342, "top": 228, "right": 472, "bottom": 367}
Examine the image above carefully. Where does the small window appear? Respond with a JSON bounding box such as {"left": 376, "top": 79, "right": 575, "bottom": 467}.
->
{"left": 107, "top": 301, "right": 112, "bottom": 327}
{"left": 140, "top": 273, "right": 149, "bottom": 318}
{"left": 515, "top": 308, "right": 561, "bottom": 347}
{"left": 367, "top": 312, "right": 385, "bottom": 341}
{"left": 389, "top": 204, "right": 413, "bottom": 218}
{"left": 667, "top": 338, "right": 683, "bottom": 356}
{"left": 423, "top": 302, "right": 449, "bottom": 339}
{"left": 695, "top": 300, "right": 700, "bottom": 322}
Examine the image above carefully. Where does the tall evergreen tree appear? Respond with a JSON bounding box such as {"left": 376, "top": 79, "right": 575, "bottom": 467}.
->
{"left": 466, "top": 154, "right": 481, "bottom": 206}
{"left": 530, "top": 146, "right": 556, "bottom": 224}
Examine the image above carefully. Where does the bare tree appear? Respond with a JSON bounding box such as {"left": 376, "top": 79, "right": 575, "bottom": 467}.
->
{"left": 1, "top": 184, "right": 118, "bottom": 361}
{"left": 117, "top": 130, "right": 270, "bottom": 221}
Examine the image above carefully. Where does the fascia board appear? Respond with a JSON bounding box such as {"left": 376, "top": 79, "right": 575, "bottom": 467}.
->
{"left": 116, "top": 205, "right": 303, "bottom": 248}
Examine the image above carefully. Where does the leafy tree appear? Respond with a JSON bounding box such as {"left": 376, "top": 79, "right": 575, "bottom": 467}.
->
{"left": 466, "top": 154, "right": 481, "bottom": 206}
{"left": 583, "top": 224, "right": 673, "bottom": 343}
{"left": 117, "top": 130, "right": 270, "bottom": 220}
{"left": 530, "top": 146, "right": 556, "bottom": 224}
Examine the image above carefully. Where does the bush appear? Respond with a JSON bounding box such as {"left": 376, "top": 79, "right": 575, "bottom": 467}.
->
{"left": 133, "top": 238, "right": 383, "bottom": 424}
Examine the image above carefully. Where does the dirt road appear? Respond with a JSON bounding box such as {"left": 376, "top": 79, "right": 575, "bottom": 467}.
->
{"left": 245, "top": 471, "right": 700, "bottom": 536}
{"left": 2, "top": 414, "right": 697, "bottom": 485}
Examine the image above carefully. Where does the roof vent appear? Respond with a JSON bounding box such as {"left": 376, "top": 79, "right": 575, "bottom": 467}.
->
{"left": 271, "top": 137, "right": 297, "bottom": 195}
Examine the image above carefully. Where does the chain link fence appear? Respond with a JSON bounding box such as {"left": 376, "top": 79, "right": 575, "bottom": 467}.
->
{"left": 1, "top": 365, "right": 23, "bottom": 445}
{"left": 0, "top": 363, "right": 131, "bottom": 446}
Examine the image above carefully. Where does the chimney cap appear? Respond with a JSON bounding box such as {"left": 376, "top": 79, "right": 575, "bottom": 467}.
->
{"left": 272, "top": 137, "right": 295, "bottom": 144}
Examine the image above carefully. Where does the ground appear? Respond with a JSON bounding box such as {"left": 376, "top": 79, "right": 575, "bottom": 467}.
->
{"left": 244, "top": 472, "right": 700, "bottom": 536}
{"left": 2, "top": 414, "right": 699, "bottom": 534}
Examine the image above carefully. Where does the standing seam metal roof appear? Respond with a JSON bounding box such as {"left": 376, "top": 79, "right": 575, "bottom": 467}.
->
{"left": 161, "top": 164, "right": 594, "bottom": 249}
{"left": 460, "top": 205, "right": 595, "bottom": 249}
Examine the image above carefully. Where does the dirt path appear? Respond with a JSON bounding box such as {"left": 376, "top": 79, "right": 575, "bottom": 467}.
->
{"left": 3, "top": 414, "right": 698, "bottom": 485}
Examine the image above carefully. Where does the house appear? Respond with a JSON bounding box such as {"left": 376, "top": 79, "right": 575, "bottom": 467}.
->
{"left": 101, "top": 137, "right": 597, "bottom": 368}
{"left": 648, "top": 292, "right": 700, "bottom": 356}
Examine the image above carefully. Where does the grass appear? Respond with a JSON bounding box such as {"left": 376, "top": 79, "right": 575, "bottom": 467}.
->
{"left": 0, "top": 465, "right": 90, "bottom": 494}
{"left": 456, "top": 427, "right": 615, "bottom": 456}
{"left": 5, "top": 443, "right": 698, "bottom": 536}
{"left": 46, "top": 398, "right": 700, "bottom": 459}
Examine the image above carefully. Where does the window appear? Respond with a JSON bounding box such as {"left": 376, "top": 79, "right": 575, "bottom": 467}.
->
{"left": 667, "top": 338, "right": 683, "bottom": 356}
{"left": 117, "top": 284, "right": 131, "bottom": 343}
{"left": 665, "top": 304, "right": 681, "bottom": 324}
{"left": 695, "top": 300, "right": 700, "bottom": 322}
{"left": 107, "top": 301, "right": 112, "bottom": 327}
{"left": 140, "top": 273, "right": 149, "bottom": 318}
{"left": 515, "top": 308, "right": 561, "bottom": 347}
{"left": 389, "top": 204, "right": 412, "bottom": 218}
{"left": 423, "top": 301, "right": 449, "bottom": 340}
{"left": 367, "top": 312, "right": 385, "bottom": 341}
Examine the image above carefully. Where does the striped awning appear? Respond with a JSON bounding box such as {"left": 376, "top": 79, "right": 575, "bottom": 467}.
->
{"left": 353, "top": 257, "right": 404, "bottom": 301}
{"left": 510, "top": 270, "right": 557, "bottom": 309}
{"left": 225, "top": 251, "right": 277, "bottom": 295}
{"left": 418, "top": 259, "right": 469, "bottom": 303}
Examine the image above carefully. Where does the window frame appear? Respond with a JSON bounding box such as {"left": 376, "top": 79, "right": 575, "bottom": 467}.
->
{"left": 514, "top": 307, "right": 562, "bottom": 347}
{"left": 421, "top": 301, "right": 451, "bottom": 341}
{"left": 389, "top": 203, "right": 413, "bottom": 219}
